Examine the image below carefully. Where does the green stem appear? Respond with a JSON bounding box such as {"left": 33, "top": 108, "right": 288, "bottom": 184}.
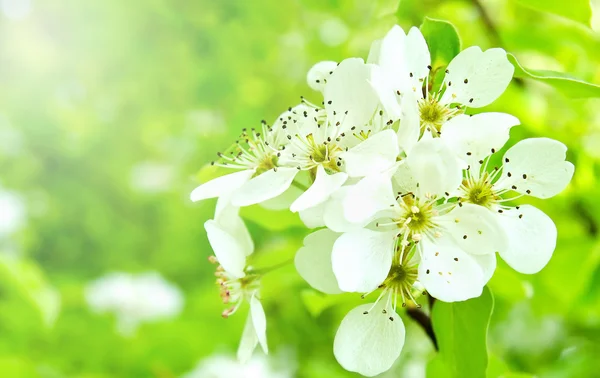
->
{"left": 291, "top": 180, "right": 309, "bottom": 191}
{"left": 250, "top": 258, "right": 294, "bottom": 276}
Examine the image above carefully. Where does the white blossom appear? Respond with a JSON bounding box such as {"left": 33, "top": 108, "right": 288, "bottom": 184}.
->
{"left": 335, "top": 137, "right": 505, "bottom": 302}
{"left": 190, "top": 108, "right": 301, "bottom": 209}
{"left": 279, "top": 58, "right": 399, "bottom": 214}
{"left": 205, "top": 205, "right": 268, "bottom": 363}
{"left": 85, "top": 271, "right": 184, "bottom": 336}
{"left": 181, "top": 353, "right": 294, "bottom": 378}
{"left": 455, "top": 137, "right": 574, "bottom": 274}
{"left": 370, "top": 25, "right": 514, "bottom": 145}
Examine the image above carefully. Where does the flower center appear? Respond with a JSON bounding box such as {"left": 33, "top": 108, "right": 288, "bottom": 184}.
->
{"left": 461, "top": 174, "right": 499, "bottom": 208}
{"left": 212, "top": 126, "right": 281, "bottom": 172}
{"left": 383, "top": 263, "right": 417, "bottom": 291}
{"left": 305, "top": 134, "right": 343, "bottom": 173}
{"left": 311, "top": 144, "right": 329, "bottom": 163}
{"left": 418, "top": 96, "right": 463, "bottom": 135}
{"left": 397, "top": 196, "right": 437, "bottom": 239}
{"left": 368, "top": 261, "right": 421, "bottom": 310}
{"left": 210, "top": 256, "right": 261, "bottom": 318}
{"left": 253, "top": 154, "right": 278, "bottom": 177}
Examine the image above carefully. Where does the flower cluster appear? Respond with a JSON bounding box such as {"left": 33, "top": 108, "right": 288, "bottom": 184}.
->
{"left": 191, "top": 25, "right": 574, "bottom": 376}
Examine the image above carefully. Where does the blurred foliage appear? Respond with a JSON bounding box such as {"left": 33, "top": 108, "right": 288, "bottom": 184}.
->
{"left": 0, "top": 0, "right": 599, "bottom": 377}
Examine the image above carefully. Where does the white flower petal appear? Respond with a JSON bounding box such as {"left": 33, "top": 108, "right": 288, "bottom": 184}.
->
{"left": 341, "top": 129, "right": 399, "bottom": 177}
{"left": 237, "top": 312, "right": 258, "bottom": 363}
{"left": 440, "top": 46, "right": 514, "bottom": 107}
{"left": 259, "top": 183, "right": 303, "bottom": 211}
{"left": 392, "top": 160, "right": 418, "bottom": 194}
{"left": 379, "top": 25, "right": 409, "bottom": 92}
{"left": 440, "top": 112, "right": 520, "bottom": 166}
{"left": 438, "top": 203, "right": 508, "bottom": 256}
{"left": 405, "top": 27, "right": 431, "bottom": 85}
{"left": 231, "top": 167, "right": 298, "bottom": 207}
{"left": 204, "top": 219, "right": 247, "bottom": 278}
{"left": 324, "top": 186, "right": 365, "bottom": 233}
{"left": 295, "top": 229, "right": 343, "bottom": 294}
{"left": 190, "top": 169, "right": 253, "bottom": 202}
{"left": 403, "top": 138, "right": 463, "bottom": 198}
{"left": 324, "top": 58, "right": 379, "bottom": 131}
{"left": 334, "top": 297, "right": 405, "bottom": 377}
{"left": 497, "top": 205, "right": 557, "bottom": 274}
{"left": 271, "top": 104, "right": 314, "bottom": 141}
{"left": 343, "top": 171, "right": 397, "bottom": 225}
{"left": 299, "top": 202, "right": 326, "bottom": 229}
{"left": 472, "top": 253, "right": 497, "bottom": 284}
{"left": 418, "top": 237, "right": 486, "bottom": 302}
{"left": 213, "top": 204, "right": 254, "bottom": 257}
{"left": 367, "top": 39, "right": 382, "bottom": 65}
{"left": 369, "top": 66, "right": 402, "bottom": 121}
{"left": 332, "top": 229, "right": 397, "bottom": 293}
{"left": 307, "top": 60, "right": 338, "bottom": 92}
{"left": 290, "top": 165, "right": 347, "bottom": 212}
{"left": 250, "top": 295, "right": 268, "bottom": 355}
{"left": 377, "top": 26, "right": 429, "bottom": 95}
{"left": 397, "top": 90, "right": 421, "bottom": 155}
{"left": 495, "top": 138, "right": 575, "bottom": 199}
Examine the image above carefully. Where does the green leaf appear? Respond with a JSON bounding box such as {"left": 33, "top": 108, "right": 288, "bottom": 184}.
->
{"left": 426, "top": 355, "right": 452, "bottom": 378}
{"left": 300, "top": 290, "right": 336, "bottom": 317}
{"left": 240, "top": 204, "right": 305, "bottom": 231}
{"left": 508, "top": 53, "right": 600, "bottom": 98}
{"left": 514, "top": 0, "right": 591, "bottom": 26}
{"left": 431, "top": 287, "right": 494, "bottom": 378}
{"left": 0, "top": 256, "right": 61, "bottom": 328}
{"left": 420, "top": 17, "right": 461, "bottom": 68}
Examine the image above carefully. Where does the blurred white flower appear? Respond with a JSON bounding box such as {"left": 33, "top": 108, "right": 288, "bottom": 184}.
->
{"left": 0, "top": 188, "right": 26, "bottom": 238}
{"left": 1, "top": 0, "right": 31, "bottom": 20}
{"left": 319, "top": 18, "right": 350, "bottom": 47}
{"left": 186, "top": 109, "right": 227, "bottom": 137}
{"left": 181, "top": 354, "right": 294, "bottom": 378}
{"left": 85, "top": 271, "right": 184, "bottom": 336}
{"left": 130, "top": 161, "right": 175, "bottom": 194}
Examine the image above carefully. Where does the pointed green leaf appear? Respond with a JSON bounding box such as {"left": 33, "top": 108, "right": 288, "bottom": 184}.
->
{"left": 431, "top": 286, "right": 494, "bottom": 378}
{"left": 514, "top": 0, "right": 591, "bottom": 26}
{"left": 420, "top": 17, "right": 461, "bottom": 68}
{"left": 508, "top": 53, "right": 600, "bottom": 98}
{"left": 0, "top": 256, "right": 61, "bottom": 328}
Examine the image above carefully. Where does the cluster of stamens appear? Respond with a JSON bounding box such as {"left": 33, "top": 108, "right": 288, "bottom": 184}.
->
{"left": 361, "top": 249, "right": 423, "bottom": 321}
{"left": 211, "top": 123, "right": 282, "bottom": 176}
{"left": 209, "top": 256, "right": 260, "bottom": 318}
{"left": 418, "top": 94, "right": 463, "bottom": 135}
{"left": 460, "top": 156, "right": 526, "bottom": 212}
{"left": 376, "top": 194, "right": 444, "bottom": 247}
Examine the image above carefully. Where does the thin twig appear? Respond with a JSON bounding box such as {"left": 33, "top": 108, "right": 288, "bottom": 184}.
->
{"left": 407, "top": 305, "right": 438, "bottom": 350}
{"left": 469, "top": 0, "right": 525, "bottom": 86}
{"left": 469, "top": 0, "right": 503, "bottom": 47}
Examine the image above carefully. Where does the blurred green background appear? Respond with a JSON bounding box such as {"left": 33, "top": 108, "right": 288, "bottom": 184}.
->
{"left": 1, "top": 0, "right": 599, "bottom": 377}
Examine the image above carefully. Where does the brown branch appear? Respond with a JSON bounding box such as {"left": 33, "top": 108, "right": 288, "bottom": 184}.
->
{"left": 407, "top": 304, "right": 438, "bottom": 350}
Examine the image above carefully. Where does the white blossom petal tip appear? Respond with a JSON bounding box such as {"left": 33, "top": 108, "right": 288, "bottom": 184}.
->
{"left": 334, "top": 298, "right": 405, "bottom": 377}
{"left": 441, "top": 46, "right": 514, "bottom": 108}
